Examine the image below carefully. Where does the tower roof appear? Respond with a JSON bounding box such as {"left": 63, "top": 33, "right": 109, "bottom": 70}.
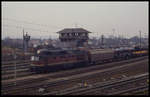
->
{"left": 56, "top": 28, "right": 92, "bottom": 34}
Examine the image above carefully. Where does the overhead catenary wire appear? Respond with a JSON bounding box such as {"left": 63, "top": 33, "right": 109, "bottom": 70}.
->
{"left": 2, "top": 17, "right": 61, "bottom": 29}
{"left": 2, "top": 18, "right": 65, "bottom": 38}
{"left": 2, "top": 24, "right": 50, "bottom": 32}
{"left": 2, "top": 24, "right": 59, "bottom": 39}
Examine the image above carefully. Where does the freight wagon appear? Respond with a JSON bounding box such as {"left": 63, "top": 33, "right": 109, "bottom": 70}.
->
{"left": 88, "top": 49, "right": 115, "bottom": 64}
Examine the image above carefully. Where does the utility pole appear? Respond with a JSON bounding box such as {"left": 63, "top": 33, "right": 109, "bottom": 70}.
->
{"left": 23, "top": 29, "right": 24, "bottom": 53}
{"left": 112, "top": 28, "right": 116, "bottom": 48}
{"left": 97, "top": 32, "right": 99, "bottom": 46}
{"left": 14, "top": 42, "right": 17, "bottom": 85}
{"left": 75, "top": 23, "right": 78, "bottom": 28}
{"left": 14, "top": 52, "right": 17, "bottom": 85}
{"left": 139, "top": 30, "right": 141, "bottom": 48}
{"left": 101, "top": 35, "right": 104, "bottom": 48}
{"left": 112, "top": 28, "right": 115, "bottom": 38}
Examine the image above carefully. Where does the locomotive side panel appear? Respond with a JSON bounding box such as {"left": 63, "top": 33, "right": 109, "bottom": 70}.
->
{"left": 30, "top": 49, "right": 89, "bottom": 73}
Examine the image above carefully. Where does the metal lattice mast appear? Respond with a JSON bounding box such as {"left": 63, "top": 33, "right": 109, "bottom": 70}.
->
{"left": 139, "top": 30, "right": 142, "bottom": 48}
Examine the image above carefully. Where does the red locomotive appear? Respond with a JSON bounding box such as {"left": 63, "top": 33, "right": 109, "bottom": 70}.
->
{"left": 30, "top": 49, "right": 89, "bottom": 73}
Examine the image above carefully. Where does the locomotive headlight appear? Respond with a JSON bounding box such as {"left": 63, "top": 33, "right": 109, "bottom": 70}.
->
{"left": 37, "top": 50, "right": 40, "bottom": 54}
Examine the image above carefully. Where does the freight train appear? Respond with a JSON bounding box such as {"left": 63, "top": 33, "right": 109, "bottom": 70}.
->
{"left": 30, "top": 47, "right": 148, "bottom": 73}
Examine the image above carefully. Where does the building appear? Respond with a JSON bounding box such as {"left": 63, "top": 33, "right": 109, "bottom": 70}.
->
{"left": 57, "top": 28, "right": 91, "bottom": 49}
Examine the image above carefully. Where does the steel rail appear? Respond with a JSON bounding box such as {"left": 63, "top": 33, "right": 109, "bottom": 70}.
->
{"left": 2, "top": 56, "right": 146, "bottom": 84}
{"left": 1, "top": 56, "right": 148, "bottom": 94}
{"left": 2, "top": 60, "right": 30, "bottom": 65}
{"left": 53, "top": 73, "right": 148, "bottom": 95}
{"left": 108, "top": 85, "right": 148, "bottom": 95}
{"left": 7, "top": 59, "right": 148, "bottom": 95}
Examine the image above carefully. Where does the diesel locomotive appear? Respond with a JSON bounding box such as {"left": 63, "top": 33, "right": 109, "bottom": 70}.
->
{"left": 30, "top": 47, "right": 148, "bottom": 73}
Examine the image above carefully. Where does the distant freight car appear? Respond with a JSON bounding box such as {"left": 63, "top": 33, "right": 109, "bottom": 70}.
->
{"left": 88, "top": 49, "right": 115, "bottom": 64}
{"left": 132, "top": 48, "right": 148, "bottom": 57}
{"left": 114, "top": 47, "right": 134, "bottom": 59}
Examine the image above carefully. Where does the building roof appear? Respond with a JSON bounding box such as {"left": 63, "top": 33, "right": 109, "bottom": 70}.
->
{"left": 56, "top": 28, "right": 92, "bottom": 33}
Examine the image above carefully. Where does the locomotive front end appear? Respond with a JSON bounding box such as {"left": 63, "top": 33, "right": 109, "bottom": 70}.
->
{"left": 30, "top": 49, "right": 47, "bottom": 73}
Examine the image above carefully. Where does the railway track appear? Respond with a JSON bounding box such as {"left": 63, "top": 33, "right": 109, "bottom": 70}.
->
{"left": 2, "top": 56, "right": 147, "bottom": 88}
{"left": 108, "top": 85, "right": 148, "bottom": 95}
{"left": 2, "top": 72, "right": 35, "bottom": 80}
{"left": 42, "top": 59, "right": 148, "bottom": 95}
{"left": 2, "top": 64, "right": 31, "bottom": 72}
{"left": 2, "top": 60, "right": 30, "bottom": 66}
{"left": 2, "top": 66, "right": 34, "bottom": 80}
{"left": 127, "top": 87, "right": 149, "bottom": 95}
{"left": 2, "top": 57, "right": 148, "bottom": 95}
{"left": 2, "top": 60, "right": 34, "bottom": 80}
{"left": 55, "top": 73, "right": 148, "bottom": 95}
{"left": 2, "top": 60, "right": 31, "bottom": 73}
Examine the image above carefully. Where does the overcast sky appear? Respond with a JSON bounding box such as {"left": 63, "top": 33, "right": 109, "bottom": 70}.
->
{"left": 2, "top": 2, "right": 148, "bottom": 39}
